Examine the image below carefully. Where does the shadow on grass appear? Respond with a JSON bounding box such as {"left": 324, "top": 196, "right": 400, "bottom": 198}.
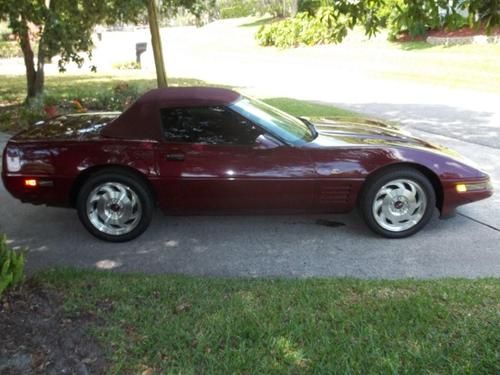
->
{"left": 394, "top": 40, "right": 435, "bottom": 51}
{"left": 239, "top": 17, "right": 278, "bottom": 28}
{"left": 0, "top": 74, "right": 239, "bottom": 106}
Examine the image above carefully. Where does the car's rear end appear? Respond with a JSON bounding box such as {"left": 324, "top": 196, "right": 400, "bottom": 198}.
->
{"left": 2, "top": 113, "right": 119, "bottom": 206}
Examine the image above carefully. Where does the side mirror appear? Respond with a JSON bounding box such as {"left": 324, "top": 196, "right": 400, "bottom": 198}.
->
{"left": 254, "top": 134, "right": 282, "bottom": 150}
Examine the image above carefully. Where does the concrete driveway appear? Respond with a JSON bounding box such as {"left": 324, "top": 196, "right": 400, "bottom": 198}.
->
{"left": 1, "top": 125, "right": 499, "bottom": 278}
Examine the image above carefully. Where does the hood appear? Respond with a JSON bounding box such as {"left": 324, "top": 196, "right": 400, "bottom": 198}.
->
{"left": 311, "top": 118, "right": 430, "bottom": 147}
{"left": 310, "top": 118, "right": 463, "bottom": 155}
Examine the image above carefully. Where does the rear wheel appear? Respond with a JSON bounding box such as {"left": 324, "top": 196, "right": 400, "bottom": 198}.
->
{"left": 76, "top": 171, "right": 153, "bottom": 242}
{"left": 360, "top": 168, "right": 436, "bottom": 238}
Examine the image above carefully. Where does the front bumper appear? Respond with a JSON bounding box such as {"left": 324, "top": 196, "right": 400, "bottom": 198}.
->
{"left": 440, "top": 177, "right": 494, "bottom": 217}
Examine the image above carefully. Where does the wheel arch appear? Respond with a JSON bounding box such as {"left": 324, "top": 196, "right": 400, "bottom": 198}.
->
{"left": 360, "top": 162, "right": 444, "bottom": 213}
{"left": 69, "top": 164, "right": 157, "bottom": 207}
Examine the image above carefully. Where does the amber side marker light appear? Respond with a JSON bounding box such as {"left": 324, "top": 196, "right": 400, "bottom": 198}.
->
{"left": 24, "top": 179, "right": 38, "bottom": 187}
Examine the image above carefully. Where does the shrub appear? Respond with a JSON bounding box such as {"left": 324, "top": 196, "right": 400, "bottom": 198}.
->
{"left": 22, "top": 96, "right": 47, "bottom": 124}
{"left": 219, "top": 0, "right": 257, "bottom": 18}
{"left": 0, "top": 41, "right": 22, "bottom": 58}
{"left": 112, "top": 60, "right": 141, "bottom": 70}
{"left": 464, "top": 0, "right": 500, "bottom": 31}
{"left": 0, "top": 235, "right": 25, "bottom": 297}
{"left": 0, "top": 83, "right": 146, "bottom": 133}
{"left": 256, "top": 7, "right": 351, "bottom": 48}
{"left": 298, "top": 0, "right": 322, "bottom": 15}
{"left": 0, "top": 21, "right": 13, "bottom": 41}
{"left": 386, "top": 0, "right": 498, "bottom": 40}
{"left": 218, "top": 0, "right": 293, "bottom": 19}
{"left": 76, "top": 82, "right": 142, "bottom": 111}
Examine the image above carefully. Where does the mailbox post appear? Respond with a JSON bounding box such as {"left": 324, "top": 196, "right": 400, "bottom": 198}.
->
{"left": 136, "top": 42, "right": 147, "bottom": 67}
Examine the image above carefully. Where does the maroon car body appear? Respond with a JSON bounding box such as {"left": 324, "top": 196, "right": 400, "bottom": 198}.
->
{"left": 1, "top": 87, "right": 493, "bottom": 241}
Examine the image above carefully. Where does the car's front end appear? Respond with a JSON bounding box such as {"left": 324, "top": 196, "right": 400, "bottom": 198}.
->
{"left": 439, "top": 177, "right": 493, "bottom": 217}
{"left": 306, "top": 117, "right": 494, "bottom": 218}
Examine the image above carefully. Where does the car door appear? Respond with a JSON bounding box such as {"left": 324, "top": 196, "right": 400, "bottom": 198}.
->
{"left": 155, "top": 105, "right": 316, "bottom": 213}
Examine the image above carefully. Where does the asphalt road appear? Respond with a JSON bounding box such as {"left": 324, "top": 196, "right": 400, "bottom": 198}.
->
{"left": 1, "top": 125, "right": 499, "bottom": 278}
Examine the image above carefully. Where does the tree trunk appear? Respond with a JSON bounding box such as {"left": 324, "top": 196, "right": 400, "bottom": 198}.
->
{"left": 35, "top": 29, "right": 46, "bottom": 97}
{"left": 291, "top": 0, "right": 299, "bottom": 16}
{"left": 146, "top": 0, "right": 168, "bottom": 88}
{"left": 18, "top": 19, "right": 40, "bottom": 100}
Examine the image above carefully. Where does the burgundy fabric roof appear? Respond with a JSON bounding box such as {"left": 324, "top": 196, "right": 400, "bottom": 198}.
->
{"left": 101, "top": 87, "right": 241, "bottom": 140}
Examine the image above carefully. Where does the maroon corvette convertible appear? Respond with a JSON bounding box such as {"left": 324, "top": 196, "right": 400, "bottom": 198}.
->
{"left": 2, "top": 87, "right": 493, "bottom": 241}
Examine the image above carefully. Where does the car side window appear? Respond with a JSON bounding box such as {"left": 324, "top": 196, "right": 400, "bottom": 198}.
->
{"left": 160, "top": 106, "right": 261, "bottom": 145}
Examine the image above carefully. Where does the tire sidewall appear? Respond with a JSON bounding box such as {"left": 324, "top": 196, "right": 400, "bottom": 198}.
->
{"left": 76, "top": 172, "right": 154, "bottom": 242}
{"left": 360, "top": 168, "right": 436, "bottom": 238}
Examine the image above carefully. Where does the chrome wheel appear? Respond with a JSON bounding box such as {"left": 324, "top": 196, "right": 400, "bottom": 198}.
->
{"left": 372, "top": 178, "right": 427, "bottom": 232}
{"left": 86, "top": 182, "right": 142, "bottom": 236}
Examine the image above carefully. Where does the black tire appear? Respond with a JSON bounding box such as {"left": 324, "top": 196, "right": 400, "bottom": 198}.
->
{"left": 76, "top": 170, "right": 154, "bottom": 242}
{"left": 359, "top": 167, "right": 436, "bottom": 238}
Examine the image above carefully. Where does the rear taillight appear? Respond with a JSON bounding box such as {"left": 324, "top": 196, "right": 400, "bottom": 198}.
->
{"left": 5, "top": 145, "right": 21, "bottom": 172}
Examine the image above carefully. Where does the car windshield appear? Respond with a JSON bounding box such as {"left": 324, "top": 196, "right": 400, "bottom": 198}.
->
{"left": 229, "top": 97, "right": 315, "bottom": 145}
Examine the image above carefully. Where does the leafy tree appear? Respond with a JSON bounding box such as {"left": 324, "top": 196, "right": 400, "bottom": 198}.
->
{"left": 386, "top": 0, "right": 499, "bottom": 39}
{"left": 464, "top": 0, "right": 500, "bottom": 30}
{"left": 0, "top": 0, "right": 212, "bottom": 101}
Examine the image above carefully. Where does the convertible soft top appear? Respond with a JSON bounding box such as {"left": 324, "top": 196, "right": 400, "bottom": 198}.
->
{"left": 101, "top": 87, "right": 241, "bottom": 140}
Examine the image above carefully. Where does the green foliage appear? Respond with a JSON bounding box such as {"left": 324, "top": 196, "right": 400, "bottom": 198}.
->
{"left": 219, "top": 0, "right": 257, "bottom": 18}
{"left": 112, "top": 60, "right": 142, "bottom": 70}
{"left": 386, "top": 0, "right": 499, "bottom": 40}
{"left": 387, "top": 0, "right": 433, "bottom": 39}
{"left": 0, "top": 81, "right": 145, "bottom": 132}
{"left": 298, "top": 0, "right": 322, "bottom": 14}
{"left": 217, "top": 0, "right": 293, "bottom": 19}
{"left": 20, "top": 95, "right": 47, "bottom": 123}
{"left": 0, "top": 0, "right": 122, "bottom": 70}
{"left": 257, "top": 3, "right": 383, "bottom": 48}
{"left": 0, "top": 0, "right": 216, "bottom": 98}
{"left": 464, "top": 0, "right": 500, "bottom": 30}
{"left": 0, "top": 40, "right": 21, "bottom": 58}
{"left": 0, "top": 235, "right": 25, "bottom": 297}
{"left": 0, "top": 20, "right": 11, "bottom": 39}
{"left": 83, "top": 82, "right": 142, "bottom": 111}
{"left": 169, "top": 0, "right": 217, "bottom": 26}
{"left": 278, "top": 0, "right": 498, "bottom": 43}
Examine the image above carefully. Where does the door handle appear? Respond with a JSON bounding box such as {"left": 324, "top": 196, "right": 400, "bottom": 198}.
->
{"left": 165, "top": 153, "right": 185, "bottom": 161}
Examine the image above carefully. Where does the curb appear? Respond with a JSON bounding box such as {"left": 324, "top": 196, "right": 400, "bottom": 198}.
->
{"left": 427, "top": 34, "right": 500, "bottom": 46}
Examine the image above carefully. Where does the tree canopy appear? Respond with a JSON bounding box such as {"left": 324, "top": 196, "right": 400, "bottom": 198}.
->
{"left": 0, "top": 0, "right": 213, "bottom": 99}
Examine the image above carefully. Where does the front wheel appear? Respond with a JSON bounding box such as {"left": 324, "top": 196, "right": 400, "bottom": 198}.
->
{"left": 359, "top": 168, "right": 436, "bottom": 238}
{"left": 76, "top": 171, "right": 153, "bottom": 242}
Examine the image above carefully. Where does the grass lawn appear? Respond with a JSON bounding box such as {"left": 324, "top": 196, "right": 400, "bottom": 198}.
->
{"left": 264, "top": 97, "right": 356, "bottom": 118}
{"left": 0, "top": 74, "right": 207, "bottom": 105}
{"left": 378, "top": 42, "right": 500, "bottom": 93}
{"left": 0, "top": 73, "right": 358, "bottom": 133}
{"left": 237, "top": 18, "right": 500, "bottom": 94}
{"left": 39, "top": 269, "right": 499, "bottom": 374}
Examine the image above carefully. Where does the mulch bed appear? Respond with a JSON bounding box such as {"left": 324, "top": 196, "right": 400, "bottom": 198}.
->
{"left": 0, "top": 281, "right": 107, "bottom": 375}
